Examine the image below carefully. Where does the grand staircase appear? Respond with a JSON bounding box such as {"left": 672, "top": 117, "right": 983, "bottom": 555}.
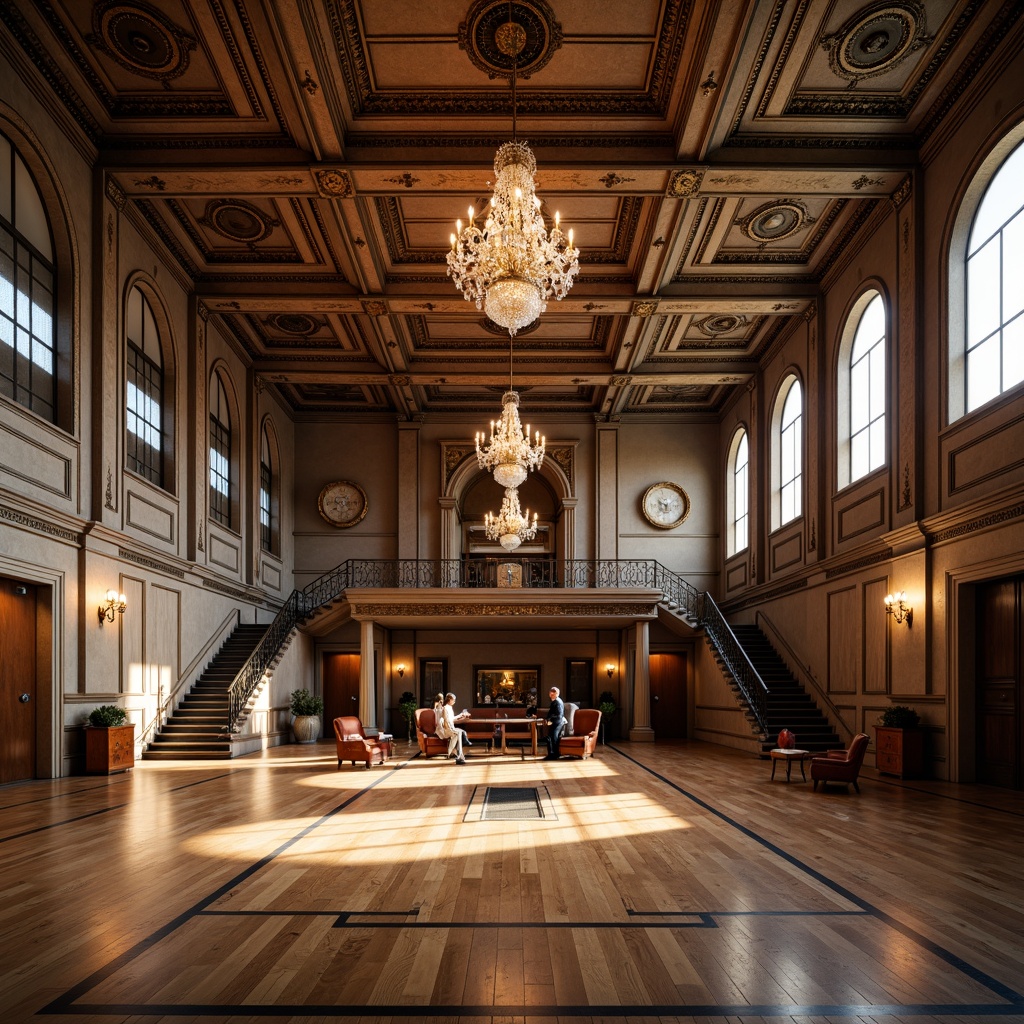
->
{"left": 142, "top": 624, "right": 269, "bottom": 760}
{"left": 728, "top": 624, "right": 841, "bottom": 755}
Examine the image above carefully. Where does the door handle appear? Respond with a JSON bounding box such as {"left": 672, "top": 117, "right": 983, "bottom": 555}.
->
{"left": 653, "top": 695, "right": 659, "bottom": 701}
{"left": 19, "top": 693, "right": 31, "bottom": 703}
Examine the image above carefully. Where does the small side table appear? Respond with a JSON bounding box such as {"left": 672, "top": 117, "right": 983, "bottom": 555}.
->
{"left": 770, "top": 748, "right": 809, "bottom": 782}
{"left": 377, "top": 733, "right": 394, "bottom": 760}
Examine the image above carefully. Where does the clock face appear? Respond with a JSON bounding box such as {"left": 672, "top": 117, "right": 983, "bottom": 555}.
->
{"left": 318, "top": 481, "right": 367, "bottom": 528}
{"left": 642, "top": 482, "right": 690, "bottom": 529}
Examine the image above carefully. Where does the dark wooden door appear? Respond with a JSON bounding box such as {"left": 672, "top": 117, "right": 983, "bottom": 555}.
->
{"left": 976, "top": 578, "right": 1022, "bottom": 788}
{"left": 565, "top": 659, "right": 592, "bottom": 707}
{"left": 1, "top": 578, "right": 37, "bottom": 784}
{"left": 323, "top": 653, "right": 360, "bottom": 727}
{"left": 649, "top": 652, "right": 687, "bottom": 739}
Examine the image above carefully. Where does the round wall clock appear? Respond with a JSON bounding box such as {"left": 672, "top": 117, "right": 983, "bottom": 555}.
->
{"left": 317, "top": 480, "right": 367, "bottom": 528}
{"left": 642, "top": 481, "right": 690, "bottom": 529}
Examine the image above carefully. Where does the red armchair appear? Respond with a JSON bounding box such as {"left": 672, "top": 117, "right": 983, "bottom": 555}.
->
{"left": 413, "top": 708, "right": 450, "bottom": 758}
{"left": 559, "top": 708, "right": 601, "bottom": 759}
{"left": 810, "top": 733, "right": 869, "bottom": 792}
{"left": 334, "top": 716, "right": 389, "bottom": 769}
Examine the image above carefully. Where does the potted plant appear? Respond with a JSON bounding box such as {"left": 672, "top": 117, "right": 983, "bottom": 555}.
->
{"left": 398, "top": 690, "right": 418, "bottom": 741}
{"left": 85, "top": 705, "right": 135, "bottom": 775}
{"left": 598, "top": 691, "right": 617, "bottom": 744}
{"left": 875, "top": 704, "right": 923, "bottom": 779}
{"left": 290, "top": 689, "right": 324, "bottom": 744}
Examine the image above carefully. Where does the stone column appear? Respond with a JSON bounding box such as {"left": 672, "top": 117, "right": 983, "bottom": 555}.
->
{"left": 629, "top": 620, "right": 655, "bottom": 741}
{"left": 359, "top": 618, "right": 376, "bottom": 730}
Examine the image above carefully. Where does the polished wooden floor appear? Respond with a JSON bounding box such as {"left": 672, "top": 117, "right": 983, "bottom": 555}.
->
{"left": 1, "top": 738, "right": 1022, "bottom": 1024}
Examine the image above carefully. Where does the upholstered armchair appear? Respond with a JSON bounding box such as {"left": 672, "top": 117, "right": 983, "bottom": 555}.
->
{"left": 334, "top": 715, "right": 389, "bottom": 769}
{"left": 559, "top": 708, "right": 601, "bottom": 759}
{"left": 810, "top": 733, "right": 869, "bottom": 792}
{"left": 413, "top": 708, "right": 450, "bottom": 758}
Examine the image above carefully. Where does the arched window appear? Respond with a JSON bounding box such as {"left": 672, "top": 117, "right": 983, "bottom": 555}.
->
{"left": 726, "top": 427, "right": 749, "bottom": 556}
{"left": 838, "top": 291, "right": 886, "bottom": 487}
{"left": 0, "top": 130, "right": 56, "bottom": 422}
{"left": 209, "top": 372, "right": 232, "bottom": 527}
{"left": 125, "top": 286, "right": 164, "bottom": 486}
{"left": 963, "top": 139, "right": 1024, "bottom": 413}
{"left": 772, "top": 376, "right": 802, "bottom": 529}
{"left": 259, "top": 422, "right": 275, "bottom": 553}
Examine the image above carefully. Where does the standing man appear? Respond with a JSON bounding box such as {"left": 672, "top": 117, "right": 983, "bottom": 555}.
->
{"left": 544, "top": 686, "right": 565, "bottom": 760}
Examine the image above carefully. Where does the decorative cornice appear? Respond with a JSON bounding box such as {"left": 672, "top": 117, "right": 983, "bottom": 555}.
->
{"left": 202, "top": 576, "right": 258, "bottom": 600}
{"left": 0, "top": 504, "right": 78, "bottom": 543}
{"left": 349, "top": 602, "right": 656, "bottom": 617}
{"left": 825, "top": 548, "right": 894, "bottom": 578}
{"left": 926, "top": 501, "right": 1024, "bottom": 545}
{"left": 118, "top": 547, "right": 186, "bottom": 579}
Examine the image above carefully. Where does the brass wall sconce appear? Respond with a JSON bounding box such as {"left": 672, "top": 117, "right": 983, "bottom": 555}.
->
{"left": 884, "top": 591, "right": 912, "bottom": 626}
{"left": 98, "top": 588, "right": 127, "bottom": 625}
{"left": 395, "top": 663, "right": 406, "bottom": 678}
{"left": 605, "top": 663, "right": 615, "bottom": 677}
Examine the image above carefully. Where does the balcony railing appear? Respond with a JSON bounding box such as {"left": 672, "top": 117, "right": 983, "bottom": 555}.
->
{"left": 224, "top": 558, "right": 765, "bottom": 739}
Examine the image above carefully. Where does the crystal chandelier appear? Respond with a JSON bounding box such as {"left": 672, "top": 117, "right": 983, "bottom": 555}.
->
{"left": 446, "top": 9, "right": 579, "bottom": 336}
{"left": 475, "top": 335, "right": 545, "bottom": 488}
{"left": 484, "top": 486, "right": 538, "bottom": 552}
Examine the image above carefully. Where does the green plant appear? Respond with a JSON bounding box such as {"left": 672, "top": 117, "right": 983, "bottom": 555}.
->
{"left": 879, "top": 704, "right": 920, "bottom": 729}
{"left": 598, "top": 690, "right": 617, "bottom": 716}
{"left": 88, "top": 705, "right": 128, "bottom": 728}
{"left": 290, "top": 689, "right": 324, "bottom": 717}
{"left": 398, "top": 690, "right": 418, "bottom": 739}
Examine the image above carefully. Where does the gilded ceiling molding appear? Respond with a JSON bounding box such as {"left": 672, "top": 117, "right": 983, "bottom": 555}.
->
{"left": 88, "top": 0, "right": 196, "bottom": 83}
{"left": 818, "top": 2, "right": 931, "bottom": 85}
{"left": 361, "top": 300, "right": 388, "bottom": 316}
{"left": 458, "top": 0, "right": 563, "bottom": 80}
{"left": 667, "top": 169, "right": 704, "bottom": 198}
{"left": 631, "top": 300, "right": 660, "bottom": 317}
{"left": 315, "top": 169, "right": 354, "bottom": 198}
{"left": 345, "top": 133, "right": 676, "bottom": 150}
{"left": 104, "top": 177, "right": 127, "bottom": 211}
{"left": 890, "top": 175, "right": 912, "bottom": 208}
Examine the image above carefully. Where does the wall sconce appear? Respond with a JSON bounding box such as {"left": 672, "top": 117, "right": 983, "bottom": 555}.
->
{"left": 98, "top": 588, "right": 127, "bottom": 625}
{"left": 884, "top": 591, "right": 912, "bottom": 626}
{"left": 605, "top": 663, "right": 615, "bottom": 677}
{"left": 395, "top": 663, "right": 406, "bottom": 678}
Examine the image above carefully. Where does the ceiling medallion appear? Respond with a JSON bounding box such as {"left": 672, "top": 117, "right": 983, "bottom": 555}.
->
{"left": 481, "top": 316, "right": 540, "bottom": 336}
{"left": 741, "top": 201, "right": 811, "bottom": 243}
{"left": 695, "top": 314, "right": 749, "bottom": 337}
{"left": 820, "top": 2, "right": 931, "bottom": 83}
{"left": 201, "top": 200, "right": 277, "bottom": 245}
{"left": 266, "top": 314, "right": 323, "bottom": 337}
{"left": 459, "top": 0, "right": 563, "bottom": 80}
{"left": 90, "top": 0, "right": 196, "bottom": 82}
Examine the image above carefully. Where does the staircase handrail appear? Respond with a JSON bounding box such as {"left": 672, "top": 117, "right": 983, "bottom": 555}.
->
{"left": 653, "top": 563, "right": 702, "bottom": 620}
{"left": 226, "top": 590, "right": 306, "bottom": 731}
{"left": 755, "top": 609, "right": 854, "bottom": 741}
{"left": 700, "top": 591, "right": 770, "bottom": 737}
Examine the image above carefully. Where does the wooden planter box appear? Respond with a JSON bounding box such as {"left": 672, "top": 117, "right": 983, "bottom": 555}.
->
{"left": 874, "top": 726, "right": 924, "bottom": 779}
{"left": 85, "top": 724, "right": 136, "bottom": 775}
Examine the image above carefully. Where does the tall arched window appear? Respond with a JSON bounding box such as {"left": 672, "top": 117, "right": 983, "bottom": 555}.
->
{"left": 0, "top": 130, "right": 56, "bottom": 422}
{"left": 772, "top": 376, "right": 802, "bottom": 529}
{"left": 125, "top": 286, "right": 164, "bottom": 486}
{"left": 964, "top": 139, "right": 1024, "bottom": 413}
{"left": 838, "top": 291, "right": 886, "bottom": 487}
{"left": 259, "top": 422, "right": 274, "bottom": 553}
{"left": 726, "top": 427, "right": 749, "bottom": 556}
{"left": 209, "top": 373, "right": 232, "bottom": 527}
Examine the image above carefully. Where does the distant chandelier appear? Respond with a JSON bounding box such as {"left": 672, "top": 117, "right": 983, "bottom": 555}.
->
{"left": 446, "top": 8, "right": 579, "bottom": 336}
{"left": 485, "top": 486, "right": 538, "bottom": 552}
{"left": 475, "top": 334, "right": 545, "bottom": 488}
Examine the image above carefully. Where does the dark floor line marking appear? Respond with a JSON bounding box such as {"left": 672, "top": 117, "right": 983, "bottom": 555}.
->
{"left": 610, "top": 742, "right": 1024, "bottom": 1006}
{"left": 38, "top": 764, "right": 402, "bottom": 1016}
{"left": 35, "top": 999, "right": 1024, "bottom": 1018}
{"left": 0, "top": 776, "right": 134, "bottom": 810}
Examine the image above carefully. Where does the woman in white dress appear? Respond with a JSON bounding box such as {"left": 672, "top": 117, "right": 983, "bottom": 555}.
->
{"left": 438, "top": 692, "right": 471, "bottom": 764}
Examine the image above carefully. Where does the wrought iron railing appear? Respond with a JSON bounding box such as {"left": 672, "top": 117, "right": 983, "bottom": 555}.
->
{"left": 221, "top": 557, "right": 767, "bottom": 738}
{"left": 699, "top": 590, "right": 770, "bottom": 737}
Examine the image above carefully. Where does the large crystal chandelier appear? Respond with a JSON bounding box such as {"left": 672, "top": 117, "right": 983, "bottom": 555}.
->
{"left": 485, "top": 487, "right": 538, "bottom": 552}
{"left": 446, "top": 10, "right": 579, "bottom": 336}
{"left": 475, "top": 335, "right": 545, "bottom": 488}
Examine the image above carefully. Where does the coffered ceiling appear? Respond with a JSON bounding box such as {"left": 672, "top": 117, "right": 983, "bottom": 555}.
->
{"left": 2, "top": 0, "right": 1017, "bottom": 418}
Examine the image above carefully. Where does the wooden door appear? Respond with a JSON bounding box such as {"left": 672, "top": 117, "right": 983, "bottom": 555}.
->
{"left": 649, "top": 652, "right": 687, "bottom": 739}
{"left": 1, "top": 578, "right": 37, "bottom": 784}
{"left": 976, "top": 578, "right": 1022, "bottom": 788}
{"left": 323, "top": 653, "right": 360, "bottom": 728}
{"left": 564, "top": 659, "right": 592, "bottom": 707}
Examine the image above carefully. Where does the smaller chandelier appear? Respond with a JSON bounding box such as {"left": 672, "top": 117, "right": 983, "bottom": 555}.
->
{"left": 476, "top": 389, "right": 545, "bottom": 488}
{"left": 484, "top": 486, "right": 538, "bottom": 552}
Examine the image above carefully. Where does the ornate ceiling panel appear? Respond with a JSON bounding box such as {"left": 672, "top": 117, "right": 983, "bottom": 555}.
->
{"left": 3, "top": 0, "right": 1019, "bottom": 417}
